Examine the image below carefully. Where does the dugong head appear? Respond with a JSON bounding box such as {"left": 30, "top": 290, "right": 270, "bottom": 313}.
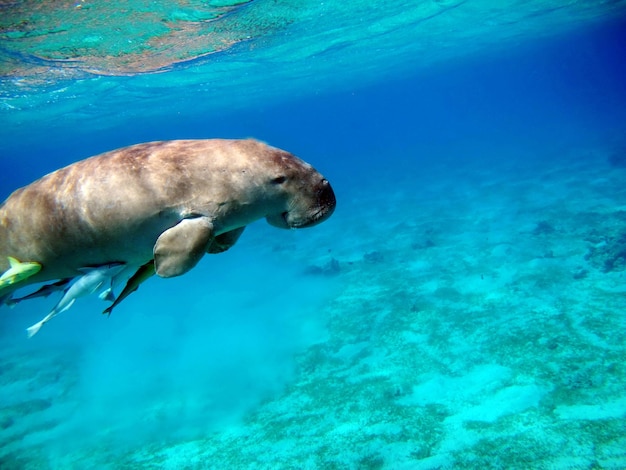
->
{"left": 259, "top": 145, "right": 336, "bottom": 230}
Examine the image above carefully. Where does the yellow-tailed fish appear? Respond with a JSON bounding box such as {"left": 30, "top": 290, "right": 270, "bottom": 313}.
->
{"left": 0, "top": 257, "right": 42, "bottom": 291}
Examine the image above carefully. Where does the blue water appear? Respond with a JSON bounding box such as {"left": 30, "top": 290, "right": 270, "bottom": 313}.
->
{"left": 1, "top": 4, "right": 626, "bottom": 469}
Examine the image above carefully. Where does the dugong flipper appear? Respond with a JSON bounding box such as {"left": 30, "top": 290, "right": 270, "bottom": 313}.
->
{"left": 0, "top": 139, "right": 336, "bottom": 302}
{"left": 207, "top": 227, "right": 246, "bottom": 254}
{"left": 153, "top": 216, "right": 214, "bottom": 278}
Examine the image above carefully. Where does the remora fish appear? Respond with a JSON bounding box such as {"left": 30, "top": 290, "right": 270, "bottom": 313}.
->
{"left": 0, "top": 257, "right": 42, "bottom": 291}
{"left": 6, "top": 279, "right": 71, "bottom": 306}
{"left": 103, "top": 261, "right": 156, "bottom": 316}
{"left": 98, "top": 264, "right": 138, "bottom": 302}
{"left": 0, "top": 292, "right": 12, "bottom": 307}
{"left": 26, "top": 263, "right": 125, "bottom": 338}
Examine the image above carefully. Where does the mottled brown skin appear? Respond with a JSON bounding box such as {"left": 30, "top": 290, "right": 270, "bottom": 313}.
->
{"left": 0, "top": 139, "right": 336, "bottom": 294}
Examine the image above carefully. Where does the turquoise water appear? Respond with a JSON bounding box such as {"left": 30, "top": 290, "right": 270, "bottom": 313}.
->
{"left": 2, "top": 1, "right": 626, "bottom": 468}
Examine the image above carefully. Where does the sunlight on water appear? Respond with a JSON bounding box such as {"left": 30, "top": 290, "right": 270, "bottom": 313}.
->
{"left": 1, "top": 0, "right": 625, "bottom": 138}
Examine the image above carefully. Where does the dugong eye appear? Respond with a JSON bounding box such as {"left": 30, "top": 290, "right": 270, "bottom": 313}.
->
{"left": 270, "top": 176, "right": 287, "bottom": 185}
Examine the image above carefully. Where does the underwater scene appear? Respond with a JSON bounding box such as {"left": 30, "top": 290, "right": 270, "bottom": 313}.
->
{"left": 1, "top": 1, "right": 626, "bottom": 468}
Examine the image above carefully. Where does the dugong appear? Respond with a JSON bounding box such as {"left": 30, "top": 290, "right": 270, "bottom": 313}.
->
{"left": 0, "top": 139, "right": 336, "bottom": 296}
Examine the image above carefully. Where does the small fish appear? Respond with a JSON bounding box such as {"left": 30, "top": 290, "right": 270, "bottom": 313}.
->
{"left": 97, "top": 264, "right": 138, "bottom": 302}
{"left": 103, "top": 261, "right": 156, "bottom": 316}
{"left": 0, "top": 292, "right": 13, "bottom": 308}
{"left": 0, "top": 257, "right": 42, "bottom": 291}
{"left": 26, "top": 263, "right": 126, "bottom": 338}
{"left": 6, "top": 278, "right": 71, "bottom": 306}
{"left": 98, "top": 288, "right": 116, "bottom": 302}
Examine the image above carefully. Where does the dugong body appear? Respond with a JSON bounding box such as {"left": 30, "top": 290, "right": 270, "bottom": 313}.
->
{"left": 0, "top": 139, "right": 335, "bottom": 295}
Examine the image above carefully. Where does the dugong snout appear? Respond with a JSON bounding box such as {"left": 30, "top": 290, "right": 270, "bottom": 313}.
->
{"left": 267, "top": 177, "right": 336, "bottom": 229}
{"left": 301, "top": 178, "right": 336, "bottom": 228}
